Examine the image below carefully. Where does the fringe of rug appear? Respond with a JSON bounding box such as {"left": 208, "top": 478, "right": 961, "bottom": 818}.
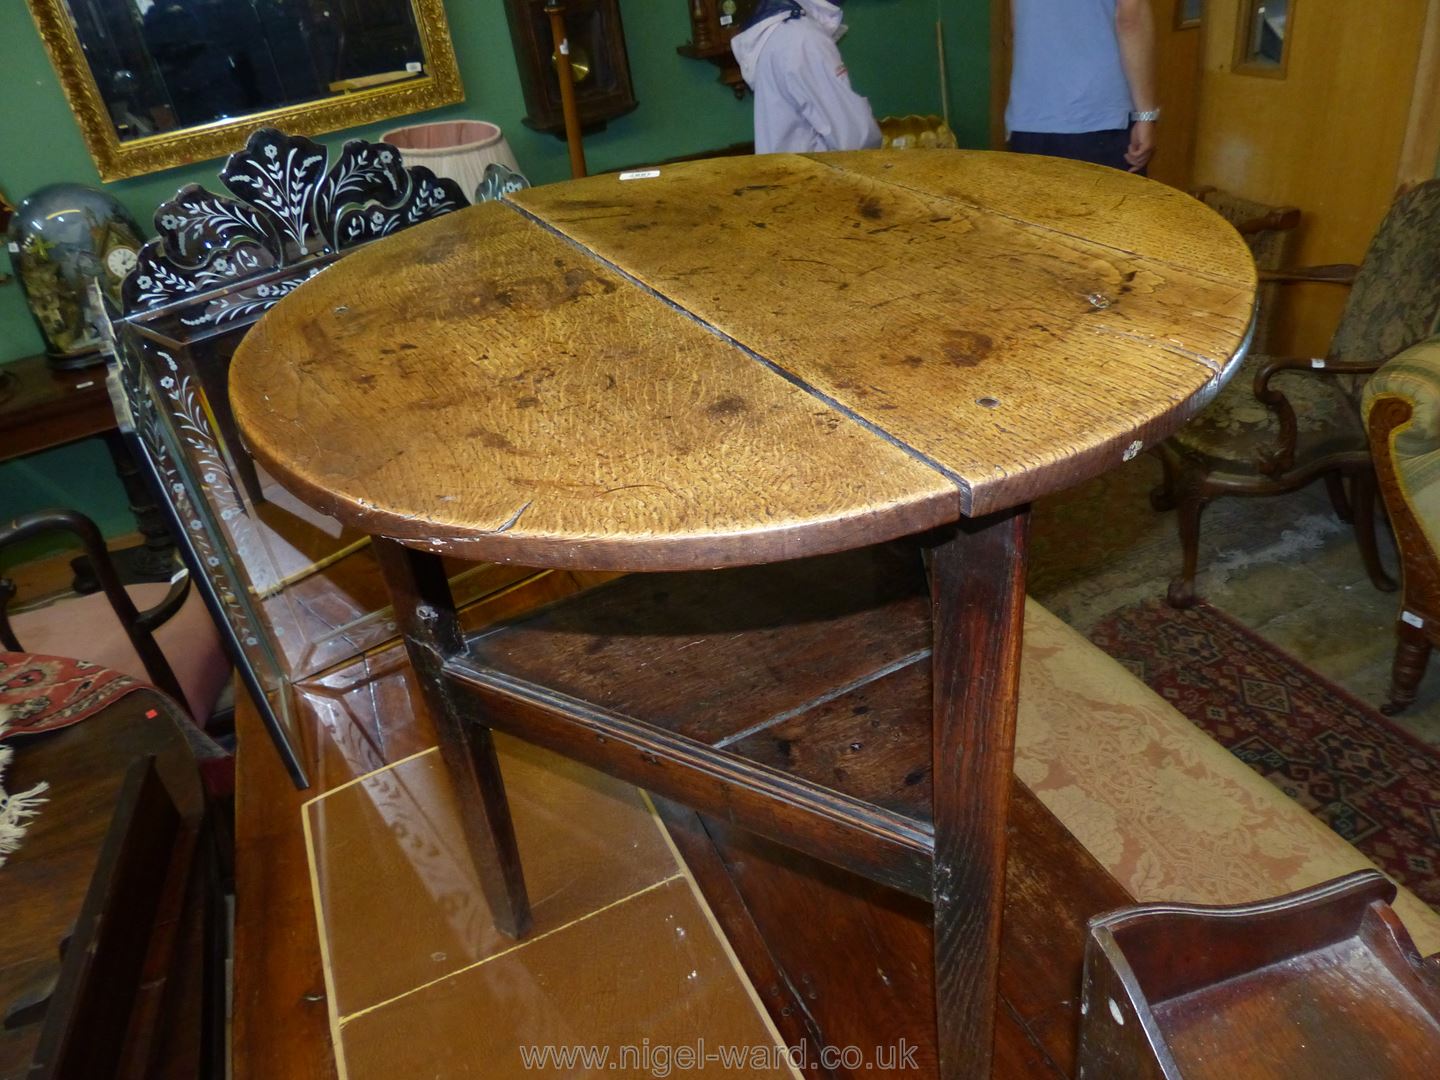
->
{"left": 0, "top": 707, "right": 50, "bottom": 868}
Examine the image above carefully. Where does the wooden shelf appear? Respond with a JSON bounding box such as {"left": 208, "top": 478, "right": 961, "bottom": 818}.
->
{"left": 452, "top": 543, "right": 944, "bottom": 895}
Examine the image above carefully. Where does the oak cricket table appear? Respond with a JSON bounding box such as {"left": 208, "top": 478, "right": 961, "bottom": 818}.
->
{"left": 230, "top": 151, "right": 1256, "bottom": 1078}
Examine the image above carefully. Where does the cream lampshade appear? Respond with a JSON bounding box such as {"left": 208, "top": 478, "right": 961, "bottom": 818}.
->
{"left": 380, "top": 121, "right": 525, "bottom": 196}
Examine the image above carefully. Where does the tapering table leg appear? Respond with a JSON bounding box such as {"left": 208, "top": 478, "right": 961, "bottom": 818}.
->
{"left": 929, "top": 506, "right": 1030, "bottom": 1078}
{"left": 372, "top": 536, "right": 533, "bottom": 938}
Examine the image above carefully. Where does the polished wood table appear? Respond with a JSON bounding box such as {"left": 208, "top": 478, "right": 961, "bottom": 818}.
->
{"left": 0, "top": 352, "right": 176, "bottom": 585}
{"left": 231, "top": 150, "right": 1255, "bottom": 1078}
{"left": 0, "top": 688, "right": 210, "bottom": 1078}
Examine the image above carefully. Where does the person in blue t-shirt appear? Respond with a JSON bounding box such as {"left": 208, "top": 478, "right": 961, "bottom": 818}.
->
{"left": 1006, "top": 0, "right": 1159, "bottom": 173}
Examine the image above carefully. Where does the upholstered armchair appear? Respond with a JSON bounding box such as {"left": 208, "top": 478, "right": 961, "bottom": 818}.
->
{"left": 1363, "top": 338, "right": 1440, "bottom": 713}
{"left": 1155, "top": 180, "right": 1440, "bottom": 607}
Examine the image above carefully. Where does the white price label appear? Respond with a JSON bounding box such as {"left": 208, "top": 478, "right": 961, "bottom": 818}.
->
{"left": 720, "top": 14, "right": 733, "bottom": 25}
{"left": 6, "top": 242, "right": 18, "bottom": 253}
{"left": 1403, "top": 610, "right": 1425, "bottom": 628}
{"left": 405, "top": 61, "right": 422, "bottom": 73}
{"left": 619, "top": 169, "right": 661, "bottom": 181}
{"left": 1310, "top": 358, "right": 1326, "bottom": 368}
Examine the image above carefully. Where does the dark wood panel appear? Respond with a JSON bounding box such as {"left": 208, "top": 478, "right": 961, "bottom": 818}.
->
{"left": 657, "top": 781, "right": 1133, "bottom": 1080}
{"left": 467, "top": 542, "right": 930, "bottom": 746}
{"left": 727, "top": 656, "right": 931, "bottom": 819}
{"left": 929, "top": 510, "right": 1029, "bottom": 1079}
{"left": 231, "top": 696, "right": 337, "bottom": 1080}
{"left": 1079, "top": 874, "right": 1440, "bottom": 1079}
{"left": 0, "top": 354, "right": 113, "bottom": 462}
{"left": 0, "top": 691, "right": 204, "bottom": 1079}
{"left": 446, "top": 663, "right": 934, "bottom": 896}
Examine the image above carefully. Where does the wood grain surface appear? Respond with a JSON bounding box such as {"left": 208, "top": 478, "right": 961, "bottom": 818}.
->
{"left": 231, "top": 151, "right": 1255, "bottom": 570}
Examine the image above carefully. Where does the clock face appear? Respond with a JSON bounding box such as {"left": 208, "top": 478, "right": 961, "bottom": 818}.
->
{"left": 106, "top": 245, "right": 138, "bottom": 278}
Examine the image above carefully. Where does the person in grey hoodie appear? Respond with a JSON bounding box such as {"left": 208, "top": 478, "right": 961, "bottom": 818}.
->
{"left": 730, "top": 0, "right": 882, "bottom": 155}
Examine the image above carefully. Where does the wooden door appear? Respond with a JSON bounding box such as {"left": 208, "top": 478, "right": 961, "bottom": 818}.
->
{"left": 1191, "top": 0, "right": 1433, "bottom": 359}
{"left": 1149, "top": 1, "right": 1204, "bottom": 188}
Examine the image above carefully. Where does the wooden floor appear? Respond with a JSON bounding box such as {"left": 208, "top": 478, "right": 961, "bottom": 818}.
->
{"left": 232, "top": 571, "right": 1132, "bottom": 1078}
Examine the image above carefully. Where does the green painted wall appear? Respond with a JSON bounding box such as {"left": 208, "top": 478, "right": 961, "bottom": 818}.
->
{"left": 1, "top": 0, "right": 989, "bottom": 538}
{"left": 939, "top": 0, "right": 993, "bottom": 149}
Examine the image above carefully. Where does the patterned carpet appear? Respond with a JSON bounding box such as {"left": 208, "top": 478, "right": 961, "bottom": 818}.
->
{"left": 1089, "top": 598, "right": 1440, "bottom": 909}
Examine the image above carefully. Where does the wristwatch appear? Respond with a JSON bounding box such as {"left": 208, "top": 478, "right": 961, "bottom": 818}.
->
{"left": 1129, "top": 108, "right": 1161, "bottom": 123}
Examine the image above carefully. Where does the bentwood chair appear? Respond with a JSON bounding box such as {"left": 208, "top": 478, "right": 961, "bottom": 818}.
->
{"left": 1363, "top": 336, "right": 1440, "bottom": 713}
{"left": 0, "top": 509, "right": 230, "bottom": 725}
{"left": 1155, "top": 180, "right": 1440, "bottom": 607}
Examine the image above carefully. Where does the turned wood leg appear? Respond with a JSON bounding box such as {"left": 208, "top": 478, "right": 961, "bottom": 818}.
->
{"left": 1325, "top": 471, "right": 1354, "bottom": 524}
{"left": 372, "top": 537, "right": 533, "bottom": 938}
{"left": 1351, "top": 469, "right": 1398, "bottom": 593}
{"left": 1382, "top": 618, "right": 1432, "bottom": 716}
{"left": 102, "top": 430, "right": 179, "bottom": 579}
{"left": 1148, "top": 448, "right": 1177, "bottom": 512}
{"left": 1167, "top": 491, "right": 1208, "bottom": 609}
{"left": 929, "top": 506, "right": 1029, "bottom": 1080}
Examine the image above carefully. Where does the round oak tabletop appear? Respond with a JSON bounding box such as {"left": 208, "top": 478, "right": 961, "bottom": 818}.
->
{"left": 231, "top": 150, "right": 1256, "bottom": 572}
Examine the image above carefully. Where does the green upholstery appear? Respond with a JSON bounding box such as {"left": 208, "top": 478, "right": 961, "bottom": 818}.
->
{"left": 1363, "top": 337, "right": 1440, "bottom": 553}
{"left": 1172, "top": 352, "right": 1362, "bottom": 474}
{"left": 1332, "top": 184, "right": 1440, "bottom": 368}
{"left": 1174, "top": 179, "right": 1440, "bottom": 474}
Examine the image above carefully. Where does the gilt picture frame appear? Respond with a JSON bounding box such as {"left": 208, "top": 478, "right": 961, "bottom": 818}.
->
{"left": 25, "top": 0, "right": 464, "bottom": 182}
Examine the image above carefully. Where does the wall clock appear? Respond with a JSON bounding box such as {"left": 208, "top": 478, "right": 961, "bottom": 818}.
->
{"left": 680, "top": 0, "right": 760, "bottom": 97}
{"left": 503, "top": 1, "right": 639, "bottom": 133}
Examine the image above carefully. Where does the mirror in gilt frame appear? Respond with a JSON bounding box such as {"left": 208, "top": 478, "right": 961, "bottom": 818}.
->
{"left": 26, "top": 0, "right": 463, "bottom": 181}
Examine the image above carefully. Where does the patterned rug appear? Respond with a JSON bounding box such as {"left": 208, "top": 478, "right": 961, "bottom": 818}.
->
{"left": 0, "top": 652, "right": 144, "bottom": 736}
{"left": 1089, "top": 599, "right": 1440, "bottom": 910}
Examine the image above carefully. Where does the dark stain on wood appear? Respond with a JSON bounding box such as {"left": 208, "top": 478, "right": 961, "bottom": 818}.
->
{"left": 463, "top": 282, "right": 518, "bottom": 317}
{"left": 707, "top": 395, "right": 749, "bottom": 419}
{"left": 943, "top": 330, "right": 995, "bottom": 367}
{"left": 413, "top": 230, "right": 468, "bottom": 264}
{"left": 466, "top": 427, "right": 518, "bottom": 451}
{"left": 858, "top": 196, "right": 885, "bottom": 221}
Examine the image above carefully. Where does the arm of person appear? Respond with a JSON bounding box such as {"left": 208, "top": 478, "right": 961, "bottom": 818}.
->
{"left": 784, "top": 32, "right": 882, "bottom": 153}
{"left": 1115, "top": 0, "right": 1159, "bottom": 172}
